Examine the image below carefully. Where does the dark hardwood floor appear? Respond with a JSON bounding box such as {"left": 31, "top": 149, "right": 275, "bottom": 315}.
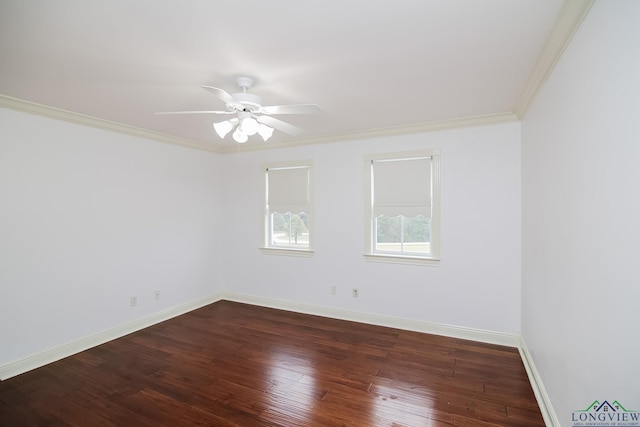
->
{"left": 0, "top": 301, "right": 544, "bottom": 426}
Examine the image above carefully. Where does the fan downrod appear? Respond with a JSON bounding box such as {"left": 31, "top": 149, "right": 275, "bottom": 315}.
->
{"left": 232, "top": 77, "right": 261, "bottom": 110}
{"left": 236, "top": 76, "right": 254, "bottom": 91}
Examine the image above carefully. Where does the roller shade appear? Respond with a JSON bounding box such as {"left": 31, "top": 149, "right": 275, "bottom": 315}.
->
{"left": 267, "top": 166, "right": 310, "bottom": 213}
{"left": 372, "top": 157, "right": 431, "bottom": 217}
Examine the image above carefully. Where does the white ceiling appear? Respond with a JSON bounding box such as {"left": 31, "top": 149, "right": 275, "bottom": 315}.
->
{"left": 1, "top": 0, "right": 582, "bottom": 151}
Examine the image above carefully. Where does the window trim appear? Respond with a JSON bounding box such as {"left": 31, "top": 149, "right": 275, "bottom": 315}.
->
{"left": 364, "top": 149, "right": 441, "bottom": 266}
{"left": 261, "top": 160, "right": 314, "bottom": 255}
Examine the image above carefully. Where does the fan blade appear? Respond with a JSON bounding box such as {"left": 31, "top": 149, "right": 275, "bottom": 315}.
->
{"left": 256, "top": 115, "right": 304, "bottom": 136}
{"left": 201, "top": 85, "right": 241, "bottom": 108}
{"left": 155, "top": 110, "right": 235, "bottom": 115}
{"left": 257, "top": 104, "right": 322, "bottom": 115}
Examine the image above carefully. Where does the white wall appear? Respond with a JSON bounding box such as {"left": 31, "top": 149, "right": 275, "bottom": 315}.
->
{"left": 521, "top": 0, "right": 640, "bottom": 424}
{"left": 0, "top": 108, "right": 224, "bottom": 366}
{"left": 222, "top": 122, "right": 522, "bottom": 334}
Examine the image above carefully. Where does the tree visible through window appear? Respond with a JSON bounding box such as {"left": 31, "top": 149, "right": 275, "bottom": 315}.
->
{"left": 263, "top": 162, "right": 313, "bottom": 252}
{"left": 365, "top": 150, "right": 440, "bottom": 263}
{"left": 375, "top": 215, "right": 431, "bottom": 255}
{"left": 270, "top": 212, "right": 309, "bottom": 248}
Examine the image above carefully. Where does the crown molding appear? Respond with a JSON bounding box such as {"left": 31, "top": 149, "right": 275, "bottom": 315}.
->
{"left": 218, "top": 112, "right": 519, "bottom": 154}
{"left": 2, "top": 93, "right": 518, "bottom": 155}
{"left": 0, "top": 94, "right": 224, "bottom": 154}
{"left": 514, "top": 0, "right": 595, "bottom": 118}
{"left": 2, "top": 2, "right": 592, "bottom": 156}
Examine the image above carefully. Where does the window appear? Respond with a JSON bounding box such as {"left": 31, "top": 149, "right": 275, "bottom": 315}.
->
{"left": 262, "top": 161, "right": 313, "bottom": 255}
{"left": 365, "top": 150, "right": 440, "bottom": 265}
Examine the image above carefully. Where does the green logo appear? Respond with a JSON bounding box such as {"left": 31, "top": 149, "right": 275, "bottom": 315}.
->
{"left": 572, "top": 400, "right": 639, "bottom": 426}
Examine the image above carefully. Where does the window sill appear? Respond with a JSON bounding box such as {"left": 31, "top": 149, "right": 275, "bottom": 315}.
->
{"left": 364, "top": 254, "right": 440, "bottom": 266}
{"left": 260, "top": 248, "right": 315, "bottom": 258}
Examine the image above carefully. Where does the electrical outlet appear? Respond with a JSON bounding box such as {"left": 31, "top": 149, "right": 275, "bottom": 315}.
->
{"left": 130, "top": 296, "right": 137, "bottom": 307}
{"left": 352, "top": 288, "right": 359, "bottom": 298}
{"left": 154, "top": 290, "right": 160, "bottom": 300}
{"left": 331, "top": 286, "right": 336, "bottom": 295}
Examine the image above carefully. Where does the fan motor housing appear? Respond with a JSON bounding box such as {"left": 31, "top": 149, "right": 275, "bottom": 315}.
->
{"left": 232, "top": 92, "right": 262, "bottom": 110}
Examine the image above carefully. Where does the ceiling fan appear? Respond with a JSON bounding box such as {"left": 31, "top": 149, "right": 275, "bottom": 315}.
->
{"left": 156, "top": 77, "right": 321, "bottom": 143}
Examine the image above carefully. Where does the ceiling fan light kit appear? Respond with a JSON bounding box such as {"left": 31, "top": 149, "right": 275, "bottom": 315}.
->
{"left": 232, "top": 127, "right": 249, "bottom": 143}
{"left": 213, "top": 119, "right": 237, "bottom": 139}
{"left": 257, "top": 123, "right": 274, "bottom": 141}
{"left": 158, "top": 76, "right": 321, "bottom": 144}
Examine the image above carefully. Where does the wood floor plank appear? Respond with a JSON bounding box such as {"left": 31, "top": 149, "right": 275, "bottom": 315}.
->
{"left": 0, "top": 300, "right": 544, "bottom": 426}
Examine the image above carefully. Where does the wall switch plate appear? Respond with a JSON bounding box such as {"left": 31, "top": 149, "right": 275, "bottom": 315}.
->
{"left": 352, "top": 288, "right": 359, "bottom": 298}
{"left": 130, "top": 296, "right": 137, "bottom": 307}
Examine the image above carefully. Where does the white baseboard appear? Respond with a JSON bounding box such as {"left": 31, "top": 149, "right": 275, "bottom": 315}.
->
{"left": 0, "top": 293, "right": 224, "bottom": 381}
{"left": 1, "top": 292, "right": 557, "bottom": 426}
{"left": 220, "top": 291, "right": 519, "bottom": 347}
{"left": 1, "top": 291, "right": 521, "bottom": 382}
{"left": 518, "top": 336, "right": 559, "bottom": 427}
